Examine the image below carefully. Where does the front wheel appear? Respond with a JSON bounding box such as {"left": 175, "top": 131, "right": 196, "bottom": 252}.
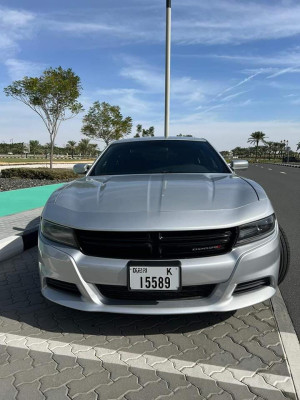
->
{"left": 278, "top": 226, "right": 290, "bottom": 285}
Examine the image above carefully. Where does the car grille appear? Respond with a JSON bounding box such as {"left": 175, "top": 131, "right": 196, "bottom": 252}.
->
{"left": 75, "top": 228, "right": 237, "bottom": 259}
{"left": 96, "top": 284, "right": 216, "bottom": 301}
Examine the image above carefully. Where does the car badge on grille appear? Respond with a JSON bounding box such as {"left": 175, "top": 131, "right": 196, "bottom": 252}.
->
{"left": 192, "top": 245, "right": 222, "bottom": 251}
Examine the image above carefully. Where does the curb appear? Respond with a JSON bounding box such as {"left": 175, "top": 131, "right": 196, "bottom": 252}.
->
{"left": 254, "top": 163, "right": 300, "bottom": 168}
{"left": 274, "top": 163, "right": 300, "bottom": 168}
{"left": 0, "top": 226, "right": 39, "bottom": 262}
{"left": 271, "top": 289, "right": 300, "bottom": 399}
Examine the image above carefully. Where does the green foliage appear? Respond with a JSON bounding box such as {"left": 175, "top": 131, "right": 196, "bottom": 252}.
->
{"left": 247, "top": 131, "right": 268, "bottom": 161}
{"left": 81, "top": 101, "right": 132, "bottom": 146}
{"left": 76, "top": 138, "right": 98, "bottom": 156}
{"left": 134, "top": 124, "right": 155, "bottom": 138}
{"left": 4, "top": 66, "right": 83, "bottom": 168}
{"left": 29, "top": 140, "right": 41, "bottom": 155}
{"left": 1, "top": 168, "right": 77, "bottom": 180}
{"left": 66, "top": 140, "right": 77, "bottom": 158}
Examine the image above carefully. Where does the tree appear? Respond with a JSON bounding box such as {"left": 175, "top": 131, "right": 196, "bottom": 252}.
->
{"left": 265, "top": 141, "right": 274, "bottom": 160}
{"left": 77, "top": 139, "right": 91, "bottom": 156}
{"left": 134, "top": 124, "right": 143, "bottom": 138}
{"left": 297, "top": 142, "right": 300, "bottom": 151}
{"left": 77, "top": 138, "right": 99, "bottom": 157}
{"left": 143, "top": 126, "right": 154, "bottom": 137}
{"left": 134, "top": 124, "right": 155, "bottom": 138}
{"left": 29, "top": 140, "right": 40, "bottom": 156}
{"left": 43, "top": 143, "right": 51, "bottom": 159}
{"left": 247, "top": 131, "right": 267, "bottom": 161}
{"left": 66, "top": 140, "right": 77, "bottom": 159}
{"left": 81, "top": 101, "right": 132, "bottom": 146}
{"left": 4, "top": 66, "right": 83, "bottom": 168}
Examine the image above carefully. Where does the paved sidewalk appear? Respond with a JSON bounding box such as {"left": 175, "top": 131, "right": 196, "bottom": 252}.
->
{"left": 0, "top": 247, "right": 297, "bottom": 400}
{"left": 0, "top": 207, "right": 42, "bottom": 240}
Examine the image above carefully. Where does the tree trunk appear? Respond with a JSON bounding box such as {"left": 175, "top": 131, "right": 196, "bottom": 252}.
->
{"left": 50, "top": 140, "right": 54, "bottom": 169}
{"left": 255, "top": 141, "right": 258, "bottom": 162}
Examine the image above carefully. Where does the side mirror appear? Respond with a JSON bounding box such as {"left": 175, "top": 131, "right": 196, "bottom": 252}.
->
{"left": 73, "top": 163, "right": 92, "bottom": 175}
{"left": 230, "top": 160, "right": 248, "bottom": 170}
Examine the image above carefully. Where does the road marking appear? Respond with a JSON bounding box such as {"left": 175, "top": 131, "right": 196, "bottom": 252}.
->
{"left": 280, "top": 172, "right": 287, "bottom": 174}
{"left": 261, "top": 166, "right": 264, "bottom": 168}
{"left": 0, "top": 332, "right": 294, "bottom": 394}
{"left": 268, "top": 168, "right": 272, "bottom": 171}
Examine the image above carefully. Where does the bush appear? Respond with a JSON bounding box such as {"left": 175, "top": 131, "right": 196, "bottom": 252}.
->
{"left": 1, "top": 168, "right": 78, "bottom": 180}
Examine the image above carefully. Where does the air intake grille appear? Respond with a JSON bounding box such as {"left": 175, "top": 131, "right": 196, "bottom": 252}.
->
{"left": 46, "top": 278, "right": 81, "bottom": 295}
{"left": 97, "top": 284, "right": 216, "bottom": 301}
{"left": 75, "top": 228, "right": 237, "bottom": 259}
{"left": 234, "top": 278, "right": 271, "bottom": 295}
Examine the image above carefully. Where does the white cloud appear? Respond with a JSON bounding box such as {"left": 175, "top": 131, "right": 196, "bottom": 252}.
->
{"left": 120, "top": 59, "right": 218, "bottom": 105}
{"left": 215, "top": 72, "right": 260, "bottom": 99}
{"left": 267, "top": 66, "right": 300, "bottom": 78}
{"left": 96, "top": 88, "right": 155, "bottom": 116}
{"left": 221, "top": 91, "right": 248, "bottom": 102}
{"left": 5, "top": 59, "right": 46, "bottom": 80}
{"left": 207, "top": 51, "right": 300, "bottom": 67}
{"left": 165, "top": 119, "right": 300, "bottom": 151}
{"left": 49, "top": 21, "right": 127, "bottom": 36}
{"left": 42, "top": 0, "right": 300, "bottom": 46}
{"left": 172, "top": 0, "right": 300, "bottom": 45}
{"left": 0, "top": 7, "right": 35, "bottom": 56}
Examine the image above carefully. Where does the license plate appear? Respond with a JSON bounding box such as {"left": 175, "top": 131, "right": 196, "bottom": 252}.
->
{"left": 129, "top": 266, "right": 180, "bottom": 291}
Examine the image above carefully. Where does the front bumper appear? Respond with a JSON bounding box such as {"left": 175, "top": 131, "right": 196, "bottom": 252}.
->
{"left": 38, "top": 226, "right": 280, "bottom": 314}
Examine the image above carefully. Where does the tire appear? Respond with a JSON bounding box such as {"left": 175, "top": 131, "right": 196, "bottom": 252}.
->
{"left": 278, "top": 225, "right": 290, "bottom": 284}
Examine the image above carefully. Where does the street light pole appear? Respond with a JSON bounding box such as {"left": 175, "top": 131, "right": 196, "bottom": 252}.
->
{"left": 164, "top": 0, "right": 171, "bottom": 138}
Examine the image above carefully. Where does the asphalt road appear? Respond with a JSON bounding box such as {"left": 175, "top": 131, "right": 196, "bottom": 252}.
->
{"left": 240, "top": 164, "right": 300, "bottom": 337}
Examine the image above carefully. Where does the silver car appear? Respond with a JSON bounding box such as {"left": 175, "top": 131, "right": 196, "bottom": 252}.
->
{"left": 38, "top": 137, "right": 289, "bottom": 314}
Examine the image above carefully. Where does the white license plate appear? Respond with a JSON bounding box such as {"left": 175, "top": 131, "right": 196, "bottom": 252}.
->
{"left": 129, "top": 266, "right": 180, "bottom": 291}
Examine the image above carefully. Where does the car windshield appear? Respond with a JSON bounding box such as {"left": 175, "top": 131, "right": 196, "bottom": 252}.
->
{"left": 90, "top": 140, "right": 230, "bottom": 175}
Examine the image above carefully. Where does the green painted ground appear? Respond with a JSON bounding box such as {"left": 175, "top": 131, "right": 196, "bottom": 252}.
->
{"left": 0, "top": 184, "right": 64, "bottom": 217}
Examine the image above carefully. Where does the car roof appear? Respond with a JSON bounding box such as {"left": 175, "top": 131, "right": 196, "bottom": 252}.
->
{"left": 112, "top": 136, "right": 207, "bottom": 144}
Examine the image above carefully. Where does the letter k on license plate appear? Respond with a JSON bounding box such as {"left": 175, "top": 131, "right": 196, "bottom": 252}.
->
{"left": 129, "top": 266, "right": 181, "bottom": 291}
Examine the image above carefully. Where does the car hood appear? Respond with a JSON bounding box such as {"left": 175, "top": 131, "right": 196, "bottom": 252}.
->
{"left": 43, "top": 174, "right": 273, "bottom": 231}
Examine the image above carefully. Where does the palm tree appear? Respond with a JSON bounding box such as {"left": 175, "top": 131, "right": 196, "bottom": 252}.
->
{"left": 265, "top": 141, "right": 274, "bottom": 160}
{"left": 66, "top": 140, "right": 77, "bottom": 159}
{"left": 88, "top": 143, "right": 99, "bottom": 157}
{"left": 247, "top": 131, "right": 267, "bottom": 161}
{"left": 29, "top": 140, "right": 40, "bottom": 156}
{"left": 77, "top": 138, "right": 91, "bottom": 157}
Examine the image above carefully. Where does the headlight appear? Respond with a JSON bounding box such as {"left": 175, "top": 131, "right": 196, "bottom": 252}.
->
{"left": 41, "top": 219, "right": 78, "bottom": 248}
{"left": 236, "top": 214, "right": 276, "bottom": 246}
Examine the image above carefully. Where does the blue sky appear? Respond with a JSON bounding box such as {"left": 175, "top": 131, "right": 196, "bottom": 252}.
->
{"left": 1, "top": 0, "right": 300, "bottom": 150}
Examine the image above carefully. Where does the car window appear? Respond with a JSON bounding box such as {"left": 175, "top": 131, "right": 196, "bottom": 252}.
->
{"left": 90, "top": 140, "right": 230, "bottom": 175}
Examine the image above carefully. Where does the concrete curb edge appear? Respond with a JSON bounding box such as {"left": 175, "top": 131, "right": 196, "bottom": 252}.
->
{"left": 0, "top": 227, "right": 39, "bottom": 263}
{"left": 271, "top": 288, "right": 300, "bottom": 399}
